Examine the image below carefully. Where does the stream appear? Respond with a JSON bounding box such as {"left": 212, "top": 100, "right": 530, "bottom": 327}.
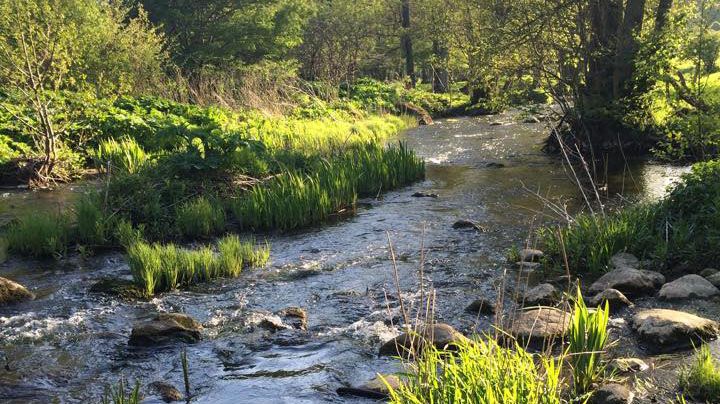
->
{"left": 0, "top": 113, "right": 691, "bottom": 403}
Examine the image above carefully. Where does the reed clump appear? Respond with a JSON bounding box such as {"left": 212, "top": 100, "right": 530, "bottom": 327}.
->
{"left": 175, "top": 196, "right": 226, "bottom": 238}
{"left": 6, "top": 212, "right": 71, "bottom": 258}
{"left": 127, "top": 235, "right": 269, "bottom": 296}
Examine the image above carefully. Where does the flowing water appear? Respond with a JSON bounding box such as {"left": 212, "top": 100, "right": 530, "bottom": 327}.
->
{"left": 0, "top": 113, "right": 690, "bottom": 403}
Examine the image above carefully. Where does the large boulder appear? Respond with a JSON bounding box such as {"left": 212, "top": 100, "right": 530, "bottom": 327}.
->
{"left": 658, "top": 274, "right": 720, "bottom": 300}
{"left": 521, "top": 283, "right": 558, "bottom": 306}
{"left": 588, "top": 267, "right": 665, "bottom": 297}
{"left": 590, "top": 384, "right": 634, "bottom": 404}
{"left": 379, "top": 323, "right": 469, "bottom": 357}
{"left": 588, "top": 289, "right": 633, "bottom": 313}
{"left": 610, "top": 253, "right": 640, "bottom": 269}
{"left": 511, "top": 307, "right": 570, "bottom": 344}
{"left": 0, "top": 276, "right": 34, "bottom": 306}
{"left": 129, "top": 313, "right": 202, "bottom": 346}
{"left": 632, "top": 309, "right": 719, "bottom": 352}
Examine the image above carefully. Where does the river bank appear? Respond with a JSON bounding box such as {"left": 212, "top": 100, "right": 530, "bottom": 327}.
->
{"left": 0, "top": 111, "right": 697, "bottom": 403}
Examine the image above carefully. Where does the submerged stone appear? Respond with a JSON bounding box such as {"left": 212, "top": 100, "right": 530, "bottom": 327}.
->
{"left": 129, "top": 313, "right": 202, "bottom": 346}
{"left": 89, "top": 278, "right": 144, "bottom": 300}
{"left": 465, "top": 298, "right": 496, "bottom": 315}
{"left": 0, "top": 276, "right": 33, "bottom": 306}
{"left": 337, "top": 374, "right": 403, "bottom": 399}
{"left": 149, "top": 381, "right": 183, "bottom": 402}
{"left": 276, "top": 306, "right": 308, "bottom": 330}
{"left": 452, "top": 219, "right": 486, "bottom": 232}
{"left": 412, "top": 192, "right": 439, "bottom": 198}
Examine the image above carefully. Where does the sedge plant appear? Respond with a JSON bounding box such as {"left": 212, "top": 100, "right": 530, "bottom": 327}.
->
{"left": 568, "top": 286, "right": 610, "bottom": 395}
{"left": 679, "top": 344, "right": 720, "bottom": 401}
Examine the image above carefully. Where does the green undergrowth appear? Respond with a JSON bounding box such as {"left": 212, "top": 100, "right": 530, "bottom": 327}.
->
{"left": 540, "top": 159, "right": 720, "bottom": 274}
{"left": 2, "top": 93, "right": 425, "bottom": 258}
{"left": 127, "top": 235, "right": 269, "bottom": 296}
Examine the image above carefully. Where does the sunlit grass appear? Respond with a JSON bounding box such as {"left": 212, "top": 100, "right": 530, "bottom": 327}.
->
{"left": 6, "top": 212, "right": 70, "bottom": 258}
{"left": 175, "top": 196, "right": 226, "bottom": 238}
{"left": 386, "top": 338, "right": 563, "bottom": 404}
{"left": 680, "top": 344, "right": 720, "bottom": 402}
{"left": 568, "top": 287, "right": 610, "bottom": 395}
{"left": 127, "top": 235, "right": 270, "bottom": 296}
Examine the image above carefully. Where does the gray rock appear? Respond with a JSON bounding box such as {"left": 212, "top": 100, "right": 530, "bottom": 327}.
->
{"left": 276, "top": 306, "right": 307, "bottom": 330}
{"left": 0, "top": 276, "right": 33, "bottom": 306}
{"left": 610, "top": 252, "right": 640, "bottom": 269}
{"left": 632, "top": 309, "right": 719, "bottom": 352}
{"left": 511, "top": 307, "right": 570, "bottom": 343}
{"left": 705, "top": 272, "right": 720, "bottom": 287}
{"left": 590, "top": 383, "right": 634, "bottom": 404}
{"left": 658, "top": 274, "right": 720, "bottom": 300}
{"left": 129, "top": 313, "right": 202, "bottom": 346}
{"left": 379, "top": 323, "right": 469, "bottom": 357}
{"left": 465, "top": 298, "right": 496, "bottom": 315}
{"left": 244, "top": 311, "right": 291, "bottom": 332}
{"left": 588, "top": 267, "right": 665, "bottom": 297}
{"left": 588, "top": 289, "right": 633, "bottom": 313}
{"left": 700, "top": 268, "right": 719, "bottom": 278}
{"left": 609, "top": 358, "right": 649, "bottom": 374}
{"left": 522, "top": 283, "right": 558, "bottom": 306}
{"left": 149, "top": 381, "right": 183, "bottom": 402}
{"left": 337, "top": 374, "right": 403, "bottom": 399}
{"left": 520, "top": 249, "right": 544, "bottom": 262}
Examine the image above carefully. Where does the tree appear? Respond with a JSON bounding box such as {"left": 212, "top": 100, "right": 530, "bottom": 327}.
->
{"left": 0, "top": 0, "right": 167, "bottom": 183}
{"left": 400, "top": 0, "right": 416, "bottom": 86}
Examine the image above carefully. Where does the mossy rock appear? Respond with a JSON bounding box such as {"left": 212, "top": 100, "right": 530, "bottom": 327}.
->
{"left": 89, "top": 278, "right": 145, "bottom": 300}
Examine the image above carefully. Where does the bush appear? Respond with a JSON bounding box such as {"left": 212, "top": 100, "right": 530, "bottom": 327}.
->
{"left": 175, "top": 196, "right": 226, "bottom": 238}
{"left": 6, "top": 212, "right": 70, "bottom": 258}
{"left": 679, "top": 344, "right": 720, "bottom": 402}
{"left": 387, "top": 338, "right": 563, "bottom": 404}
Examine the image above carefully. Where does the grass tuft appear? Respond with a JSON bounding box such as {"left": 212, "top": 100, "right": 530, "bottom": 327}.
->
{"left": 6, "top": 212, "right": 70, "bottom": 258}
{"left": 386, "top": 338, "right": 563, "bottom": 404}
{"left": 680, "top": 344, "right": 720, "bottom": 402}
{"left": 127, "top": 235, "right": 270, "bottom": 296}
{"left": 175, "top": 196, "right": 226, "bottom": 238}
{"left": 568, "top": 287, "right": 610, "bottom": 395}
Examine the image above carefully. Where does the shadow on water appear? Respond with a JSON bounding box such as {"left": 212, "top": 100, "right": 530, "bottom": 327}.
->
{"left": 0, "top": 112, "right": 691, "bottom": 403}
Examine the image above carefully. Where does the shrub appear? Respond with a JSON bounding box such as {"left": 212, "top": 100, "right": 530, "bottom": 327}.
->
{"left": 6, "top": 212, "right": 70, "bottom": 258}
{"left": 680, "top": 344, "right": 720, "bottom": 402}
{"left": 175, "top": 196, "right": 226, "bottom": 238}
{"left": 387, "top": 338, "right": 563, "bottom": 404}
{"left": 568, "top": 287, "right": 610, "bottom": 395}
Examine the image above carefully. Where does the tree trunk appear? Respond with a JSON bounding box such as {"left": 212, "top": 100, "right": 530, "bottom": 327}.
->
{"left": 431, "top": 40, "right": 449, "bottom": 93}
{"left": 401, "top": 0, "right": 416, "bottom": 87}
{"left": 613, "top": 0, "right": 647, "bottom": 99}
{"left": 585, "top": 0, "right": 623, "bottom": 109}
{"left": 654, "top": 0, "right": 673, "bottom": 33}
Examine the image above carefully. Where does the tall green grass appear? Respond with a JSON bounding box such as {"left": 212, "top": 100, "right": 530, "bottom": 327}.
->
{"left": 386, "top": 338, "right": 563, "bottom": 404}
{"left": 568, "top": 287, "right": 610, "bottom": 395}
{"left": 6, "top": 212, "right": 70, "bottom": 258}
{"left": 127, "top": 235, "right": 270, "bottom": 296}
{"left": 75, "top": 192, "right": 115, "bottom": 246}
{"left": 232, "top": 142, "right": 424, "bottom": 230}
{"left": 175, "top": 196, "right": 226, "bottom": 238}
{"left": 101, "top": 378, "right": 141, "bottom": 404}
{"left": 93, "top": 137, "right": 149, "bottom": 174}
{"left": 540, "top": 159, "right": 720, "bottom": 274}
{"left": 679, "top": 344, "right": 720, "bottom": 402}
